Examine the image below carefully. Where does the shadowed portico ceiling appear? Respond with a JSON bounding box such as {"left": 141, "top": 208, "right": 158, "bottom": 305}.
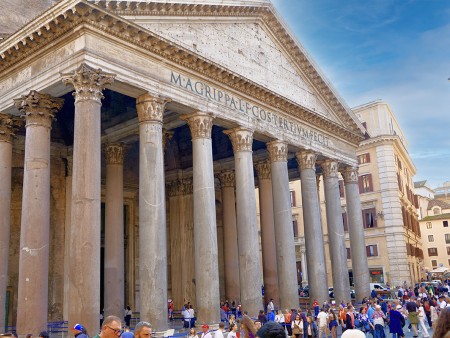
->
{"left": 0, "top": 0, "right": 365, "bottom": 145}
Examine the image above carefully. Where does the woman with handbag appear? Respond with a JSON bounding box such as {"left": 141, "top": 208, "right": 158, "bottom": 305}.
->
{"left": 291, "top": 314, "right": 303, "bottom": 338}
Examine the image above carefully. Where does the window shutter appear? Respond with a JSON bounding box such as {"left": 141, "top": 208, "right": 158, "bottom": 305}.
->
{"left": 358, "top": 176, "right": 363, "bottom": 194}
{"left": 346, "top": 248, "right": 351, "bottom": 259}
{"left": 373, "top": 245, "right": 378, "bottom": 256}
{"left": 293, "top": 220, "right": 298, "bottom": 237}
{"left": 342, "top": 212, "right": 348, "bottom": 231}
{"left": 339, "top": 180, "right": 345, "bottom": 198}
{"left": 368, "top": 174, "right": 373, "bottom": 192}
{"left": 366, "top": 153, "right": 370, "bottom": 163}
{"left": 362, "top": 210, "right": 367, "bottom": 228}
{"left": 371, "top": 208, "right": 378, "bottom": 227}
{"left": 292, "top": 191, "right": 296, "bottom": 207}
{"left": 366, "top": 245, "right": 370, "bottom": 256}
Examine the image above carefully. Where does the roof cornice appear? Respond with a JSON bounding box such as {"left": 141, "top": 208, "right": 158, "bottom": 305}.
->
{"left": 0, "top": 0, "right": 365, "bottom": 145}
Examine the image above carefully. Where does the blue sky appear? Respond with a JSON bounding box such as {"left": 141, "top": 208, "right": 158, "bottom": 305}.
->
{"left": 272, "top": 0, "right": 450, "bottom": 188}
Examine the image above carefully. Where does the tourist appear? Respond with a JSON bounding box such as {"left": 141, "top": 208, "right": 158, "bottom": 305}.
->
{"left": 124, "top": 306, "right": 133, "bottom": 327}
{"left": 187, "top": 328, "right": 197, "bottom": 338}
{"left": 38, "top": 332, "right": 49, "bottom": 338}
{"left": 241, "top": 311, "right": 257, "bottom": 338}
{"left": 182, "top": 304, "right": 191, "bottom": 328}
{"left": 72, "top": 324, "right": 88, "bottom": 338}
{"left": 338, "top": 305, "right": 347, "bottom": 331}
{"left": 228, "top": 324, "right": 238, "bottom": 338}
{"left": 372, "top": 305, "right": 386, "bottom": 338}
{"left": 291, "top": 314, "right": 303, "bottom": 338}
{"left": 215, "top": 322, "right": 225, "bottom": 338}
{"left": 121, "top": 326, "right": 133, "bottom": 338}
{"left": 432, "top": 307, "right": 450, "bottom": 338}
{"left": 134, "top": 322, "right": 151, "bottom": 338}
{"left": 327, "top": 309, "right": 338, "bottom": 338}
{"left": 274, "top": 310, "right": 284, "bottom": 324}
{"left": 304, "top": 316, "right": 318, "bottom": 338}
{"left": 357, "top": 306, "right": 372, "bottom": 334}
{"left": 389, "top": 305, "right": 405, "bottom": 338}
{"left": 267, "top": 299, "right": 275, "bottom": 314}
{"left": 284, "top": 309, "right": 292, "bottom": 336}
{"left": 200, "top": 325, "right": 211, "bottom": 338}
{"left": 255, "top": 322, "right": 285, "bottom": 338}
{"left": 341, "top": 330, "right": 366, "bottom": 338}
{"left": 168, "top": 300, "right": 174, "bottom": 321}
{"left": 258, "top": 311, "right": 267, "bottom": 324}
{"left": 345, "top": 305, "right": 355, "bottom": 330}
{"left": 417, "top": 300, "right": 430, "bottom": 338}
{"left": 316, "top": 308, "right": 328, "bottom": 338}
{"left": 189, "top": 304, "right": 196, "bottom": 328}
{"left": 229, "top": 314, "right": 237, "bottom": 327}
{"left": 93, "top": 315, "right": 123, "bottom": 338}
{"left": 405, "top": 297, "right": 419, "bottom": 337}
{"left": 254, "top": 321, "right": 262, "bottom": 331}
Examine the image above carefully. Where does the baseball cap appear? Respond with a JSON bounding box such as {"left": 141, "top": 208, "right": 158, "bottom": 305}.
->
{"left": 396, "top": 305, "right": 402, "bottom": 310}
{"left": 73, "top": 324, "right": 84, "bottom": 331}
{"left": 202, "top": 325, "right": 209, "bottom": 329}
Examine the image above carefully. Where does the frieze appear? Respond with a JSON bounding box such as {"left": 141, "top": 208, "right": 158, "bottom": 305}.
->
{"left": 267, "top": 140, "right": 288, "bottom": 163}
{"left": 321, "top": 159, "right": 339, "bottom": 178}
{"left": 296, "top": 151, "right": 317, "bottom": 171}
{"left": 255, "top": 160, "right": 271, "bottom": 180}
{"left": 0, "top": 1, "right": 364, "bottom": 145}
{"left": 61, "top": 63, "right": 115, "bottom": 104}
{"left": 136, "top": 93, "right": 171, "bottom": 124}
{"left": 218, "top": 170, "right": 235, "bottom": 188}
{"left": 105, "top": 143, "right": 126, "bottom": 165}
{"left": 181, "top": 111, "right": 214, "bottom": 140}
{"left": 224, "top": 127, "right": 253, "bottom": 153}
{"left": 13, "top": 91, "right": 63, "bottom": 129}
{"left": 341, "top": 166, "right": 359, "bottom": 184}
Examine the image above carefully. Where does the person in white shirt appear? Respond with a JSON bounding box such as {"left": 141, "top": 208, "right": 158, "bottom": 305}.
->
{"left": 214, "top": 322, "right": 225, "bottom": 338}
{"left": 417, "top": 301, "right": 430, "bottom": 338}
{"left": 438, "top": 296, "right": 447, "bottom": 309}
{"left": 182, "top": 305, "right": 191, "bottom": 328}
{"left": 274, "top": 310, "right": 285, "bottom": 324}
{"left": 267, "top": 299, "right": 275, "bottom": 313}
{"left": 200, "top": 325, "right": 212, "bottom": 338}
{"left": 228, "top": 323, "right": 238, "bottom": 338}
{"left": 316, "top": 308, "right": 328, "bottom": 338}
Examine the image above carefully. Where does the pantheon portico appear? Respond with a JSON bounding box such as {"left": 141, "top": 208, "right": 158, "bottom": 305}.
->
{"left": 0, "top": 0, "right": 370, "bottom": 336}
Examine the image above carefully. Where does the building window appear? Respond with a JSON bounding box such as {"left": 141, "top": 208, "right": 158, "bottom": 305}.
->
{"left": 292, "top": 220, "right": 298, "bottom": 237}
{"left": 446, "top": 234, "right": 450, "bottom": 244}
{"left": 428, "top": 247, "right": 438, "bottom": 256}
{"left": 290, "top": 190, "right": 296, "bottom": 207}
{"left": 428, "top": 235, "right": 434, "bottom": 242}
{"left": 426, "top": 222, "right": 432, "bottom": 229}
{"left": 431, "top": 260, "right": 438, "bottom": 267}
{"left": 362, "top": 208, "right": 377, "bottom": 228}
{"left": 339, "top": 180, "right": 345, "bottom": 198}
{"left": 346, "top": 248, "right": 351, "bottom": 259}
{"left": 366, "top": 245, "right": 378, "bottom": 257}
{"left": 447, "top": 247, "right": 450, "bottom": 255}
{"left": 359, "top": 174, "right": 373, "bottom": 193}
{"left": 342, "top": 212, "right": 348, "bottom": 231}
{"left": 358, "top": 153, "right": 370, "bottom": 164}
{"left": 433, "top": 207, "right": 441, "bottom": 215}
{"left": 444, "top": 220, "right": 449, "bottom": 227}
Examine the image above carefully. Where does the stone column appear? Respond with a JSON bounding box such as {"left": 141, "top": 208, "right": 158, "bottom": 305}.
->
{"left": 61, "top": 63, "right": 115, "bottom": 334}
{"left": 14, "top": 91, "right": 64, "bottom": 335}
{"left": 104, "top": 144, "right": 126, "bottom": 318}
{"left": 218, "top": 171, "right": 240, "bottom": 302}
{"left": 182, "top": 112, "right": 220, "bottom": 326}
{"left": 136, "top": 93, "right": 170, "bottom": 331}
{"left": 321, "top": 160, "right": 351, "bottom": 303}
{"left": 255, "top": 160, "right": 279, "bottom": 306}
{"left": 300, "top": 249, "right": 308, "bottom": 287}
{"left": 342, "top": 167, "right": 371, "bottom": 301}
{"left": 63, "top": 155, "right": 72, "bottom": 321}
{"left": 267, "top": 141, "right": 298, "bottom": 310}
{"left": 225, "top": 127, "right": 262, "bottom": 317}
{"left": 0, "top": 113, "right": 16, "bottom": 333}
{"left": 296, "top": 151, "right": 328, "bottom": 304}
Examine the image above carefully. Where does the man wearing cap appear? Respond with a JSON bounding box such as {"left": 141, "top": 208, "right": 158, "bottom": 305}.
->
{"left": 72, "top": 324, "right": 88, "bottom": 338}
{"left": 200, "top": 325, "right": 211, "bottom": 338}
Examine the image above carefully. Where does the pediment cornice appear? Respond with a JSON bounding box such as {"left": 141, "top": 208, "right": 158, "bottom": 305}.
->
{"left": 0, "top": 0, "right": 364, "bottom": 145}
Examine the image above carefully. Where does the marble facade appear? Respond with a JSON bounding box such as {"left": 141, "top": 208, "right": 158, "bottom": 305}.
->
{"left": 0, "top": 0, "right": 370, "bottom": 335}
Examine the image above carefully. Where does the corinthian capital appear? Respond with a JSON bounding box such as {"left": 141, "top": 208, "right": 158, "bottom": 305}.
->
{"left": 224, "top": 127, "right": 253, "bottom": 153}
{"left": 0, "top": 112, "right": 18, "bottom": 143}
{"left": 321, "top": 159, "right": 340, "bottom": 178}
{"left": 181, "top": 111, "right": 214, "bottom": 139}
{"left": 136, "top": 93, "right": 171, "bottom": 124}
{"left": 267, "top": 140, "right": 288, "bottom": 162}
{"left": 14, "top": 91, "right": 64, "bottom": 129}
{"left": 105, "top": 143, "right": 126, "bottom": 165}
{"left": 61, "top": 63, "right": 115, "bottom": 103}
{"left": 341, "top": 166, "right": 359, "bottom": 184}
{"left": 218, "top": 170, "right": 235, "bottom": 188}
{"left": 255, "top": 160, "right": 271, "bottom": 180}
{"left": 296, "top": 150, "right": 317, "bottom": 170}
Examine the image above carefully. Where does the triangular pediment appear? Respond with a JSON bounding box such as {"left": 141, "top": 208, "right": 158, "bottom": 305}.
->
{"left": 135, "top": 19, "right": 340, "bottom": 123}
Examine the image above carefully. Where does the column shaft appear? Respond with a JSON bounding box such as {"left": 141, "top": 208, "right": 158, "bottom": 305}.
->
{"left": 225, "top": 128, "right": 262, "bottom": 317}
{"left": 104, "top": 144, "right": 125, "bottom": 318}
{"left": 137, "top": 93, "right": 169, "bottom": 331}
{"left": 183, "top": 112, "right": 220, "bottom": 325}
{"left": 219, "top": 171, "right": 240, "bottom": 302}
{"left": 62, "top": 64, "right": 115, "bottom": 334}
{"left": 322, "top": 160, "right": 351, "bottom": 303}
{"left": 342, "top": 167, "right": 371, "bottom": 301}
{"left": 63, "top": 156, "right": 72, "bottom": 321}
{"left": 255, "top": 161, "right": 279, "bottom": 306}
{"left": 301, "top": 250, "right": 308, "bottom": 287}
{"left": 14, "top": 91, "right": 63, "bottom": 335}
{"left": 267, "top": 141, "right": 298, "bottom": 310}
{"left": 296, "top": 151, "right": 328, "bottom": 304}
{"left": 0, "top": 114, "right": 15, "bottom": 333}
